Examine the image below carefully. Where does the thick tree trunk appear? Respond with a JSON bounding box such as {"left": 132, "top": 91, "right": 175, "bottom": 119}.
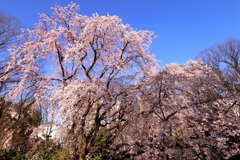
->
{"left": 79, "top": 135, "right": 87, "bottom": 160}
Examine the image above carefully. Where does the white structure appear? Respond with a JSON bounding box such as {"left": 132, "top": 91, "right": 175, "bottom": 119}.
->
{"left": 37, "top": 122, "right": 59, "bottom": 140}
{"left": 233, "top": 105, "right": 240, "bottom": 119}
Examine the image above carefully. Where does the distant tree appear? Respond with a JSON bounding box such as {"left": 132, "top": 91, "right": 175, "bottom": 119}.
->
{"left": 2, "top": 3, "right": 158, "bottom": 159}
{"left": 0, "top": 9, "right": 20, "bottom": 88}
{"left": 200, "top": 39, "right": 240, "bottom": 91}
{"left": 0, "top": 10, "right": 20, "bottom": 87}
{"left": 0, "top": 10, "right": 20, "bottom": 52}
{"left": 0, "top": 10, "right": 20, "bottom": 119}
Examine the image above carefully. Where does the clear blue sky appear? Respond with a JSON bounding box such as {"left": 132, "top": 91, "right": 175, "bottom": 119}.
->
{"left": 1, "top": 0, "right": 240, "bottom": 67}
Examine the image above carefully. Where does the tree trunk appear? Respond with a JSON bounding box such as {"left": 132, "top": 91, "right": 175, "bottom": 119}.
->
{"left": 79, "top": 135, "right": 87, "bottom": 160}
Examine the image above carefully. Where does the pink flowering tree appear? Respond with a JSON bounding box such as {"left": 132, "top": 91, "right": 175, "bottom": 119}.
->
{"left": 1, "top": 3, "right": 158, "bottom": 159}
{"left": 117, "top": 60, "right": 239, "bottom": 159}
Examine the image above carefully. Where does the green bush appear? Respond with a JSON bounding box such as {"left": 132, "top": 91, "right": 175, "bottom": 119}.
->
{"left": 0, "top": 149, "right": 26, "bottom": 160}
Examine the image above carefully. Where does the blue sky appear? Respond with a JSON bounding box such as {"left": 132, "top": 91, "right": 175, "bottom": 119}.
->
{"left": 1, "top": 0, "right": 240, "bottom": 67}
